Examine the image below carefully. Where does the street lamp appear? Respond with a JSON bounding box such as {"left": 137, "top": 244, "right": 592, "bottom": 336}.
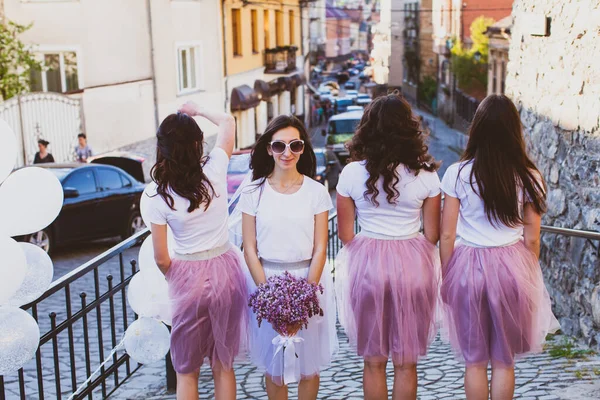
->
{"left": 473, "top": 51, "right": 482, "bottom": 62}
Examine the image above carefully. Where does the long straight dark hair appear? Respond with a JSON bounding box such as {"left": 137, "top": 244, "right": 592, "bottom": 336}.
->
{"left": 250, "top": 115, "right": 316, "bottom": 185}
{"left": 348, "top": 91, "right": 439, "bottom": 206}
{"left": 460, "top": 94, "right": 546, "bottom": 227}
{"left": 150, "top": 112, "right": 215, "bottom": 212}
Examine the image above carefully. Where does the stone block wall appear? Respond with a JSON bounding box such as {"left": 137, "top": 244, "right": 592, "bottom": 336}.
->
{"left": 506, "top": 0, "right": 600, "bottom": 346}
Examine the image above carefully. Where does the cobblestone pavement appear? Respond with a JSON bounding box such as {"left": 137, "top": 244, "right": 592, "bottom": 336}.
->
{"left": 110, "top": 329, "right": 600, "bottom": 400}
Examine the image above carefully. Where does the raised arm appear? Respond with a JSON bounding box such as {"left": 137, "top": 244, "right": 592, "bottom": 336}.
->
{"left": 178, "top": 101, "right": 236, "bottom": 158}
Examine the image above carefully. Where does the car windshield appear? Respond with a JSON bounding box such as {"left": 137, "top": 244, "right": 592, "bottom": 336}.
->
{"left": 228, "top": 154, "right": 250, "bottom": 174}
{"left": 330, "top": 119, "right": 360, "bottom": 134}
{"left": 49, "top": 168, "right": 72, "bottom": 181}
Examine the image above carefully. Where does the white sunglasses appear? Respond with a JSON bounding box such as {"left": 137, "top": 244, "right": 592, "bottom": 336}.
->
{"left": 268, "top": 140, "right": 305, "bottom": 154}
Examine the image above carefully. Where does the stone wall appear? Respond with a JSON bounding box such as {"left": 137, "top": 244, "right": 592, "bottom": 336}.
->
{"left": 506, "top": 0, "right": 600, "bottom": 346}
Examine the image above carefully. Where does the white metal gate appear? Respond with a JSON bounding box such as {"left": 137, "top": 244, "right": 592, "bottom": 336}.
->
{"left": 0, "top": 92, "right": 83, "bottom": 167}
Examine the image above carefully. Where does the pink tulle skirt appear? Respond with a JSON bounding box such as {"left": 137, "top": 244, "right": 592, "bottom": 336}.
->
{"left": 335, "top": 232, "right": 441, "bottom": 365}
{"left": 165, "top": 243, "right": 249, "bottom": 374}
{"left": 440, "top": 240, "right": 560, "bottom": 367}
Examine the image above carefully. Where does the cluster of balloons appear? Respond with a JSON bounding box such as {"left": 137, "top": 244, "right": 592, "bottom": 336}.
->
{"left": 0, "top": 120, "right": 61, "bottom": 375}
{"left": 123, "top": 214, "right": 176, "bottom": 365}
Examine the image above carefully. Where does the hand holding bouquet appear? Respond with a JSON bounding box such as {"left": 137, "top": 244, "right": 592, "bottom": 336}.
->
{"left": 249, "top": 271, "right": 324, "bottom": 336}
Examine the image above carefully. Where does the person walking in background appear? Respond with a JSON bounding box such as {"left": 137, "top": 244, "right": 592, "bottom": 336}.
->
{"left": 75, "top": 133, "right": 93, "bottom": 162}
{"left": 33, "top": 139, "right": 55, "bottom": 164}
{"left": 335, "top": 92, "right": 442, "bottom": 400}
{"left": 440, "top": 95, "right": 559, "bottom": 400}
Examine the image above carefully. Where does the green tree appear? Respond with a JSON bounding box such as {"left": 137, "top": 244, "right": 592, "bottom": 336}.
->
{"left": 0, "top": 21, "right": 41, "bottom": 101}
{"left": 450, "top": 16, "right": 494, "bottom": 93}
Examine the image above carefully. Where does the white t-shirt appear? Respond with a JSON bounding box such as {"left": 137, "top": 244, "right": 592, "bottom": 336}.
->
{"left": 140, "top": 148, "right": 230, "bottom": 254}
{"left": 237, "top": 176, "right": 333, "bottom": 263}
{"left": 336, "top": 161, "right": 441, "bottom": 236}
{"left": 441, "top": 161, "right": 530, "bottom": 247}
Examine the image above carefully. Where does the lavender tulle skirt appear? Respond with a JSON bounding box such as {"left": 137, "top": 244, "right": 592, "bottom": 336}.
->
{"left": 441, "top": 239, "right": 560, "bottom": 367}
{"left": 335, "top": 232, "right": 441, "bottom": 365}
{"left": 165, "top": 243, "right": 249, "bottom": 374}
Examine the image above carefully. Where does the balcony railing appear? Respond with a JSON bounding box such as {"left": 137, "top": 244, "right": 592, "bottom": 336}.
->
{"left": 264, "top": 46, "right": 298, "bottom": 74}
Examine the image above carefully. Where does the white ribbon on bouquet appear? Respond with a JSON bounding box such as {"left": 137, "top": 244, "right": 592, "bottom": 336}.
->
{"left": 271, "top": 335, "right": 305, "bottom": 385}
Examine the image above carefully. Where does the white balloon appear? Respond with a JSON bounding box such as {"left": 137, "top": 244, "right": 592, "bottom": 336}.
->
{"left": 8, "top": 243, "right": 54, "bottom": 307}
{"left": 138, "top": 232, "right": 175, "bottom": 276}
{"left": 0, "top": 306, "right": 40, "bottom": 375}
{"left": 0, "top": 119, "right": 17, "bottom": 184}
{"left": 123, "top": 317, "right": 170, "bottom": 365}
{"left": 0, "top": 167, "right": 64, "bottom": 236}
{"left": 0, "top": 237, "right": 28, "bottom": 305}
{"left": 127, "top": 270, "right": 172, "bottom": 325}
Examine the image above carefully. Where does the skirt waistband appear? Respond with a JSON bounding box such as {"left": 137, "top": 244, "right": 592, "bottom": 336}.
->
{"left": 360, "top": 230, "right": 420, "bottom": 240}
{"left": 457, "top": 238, "right": 521, "bottom": 249}
{"left": 174, "top": 242, "right": 232, "bottom": 261}
{"left": 261, "top": 259, "right": 312, "bottom": 270}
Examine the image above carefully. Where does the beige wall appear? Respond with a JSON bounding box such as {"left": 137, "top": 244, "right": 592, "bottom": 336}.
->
{"left": 5, "top": 0, "right": 152, "bottom": 87}
{"left": 149, "top": 0, "right": 225, "bottom": 138}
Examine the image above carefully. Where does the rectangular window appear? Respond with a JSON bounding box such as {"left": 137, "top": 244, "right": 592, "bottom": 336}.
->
{"left": 289, "top": 10, "right": 295, "bottom": 45}
{"left": 30, "top": 51, "right": 80, "bottom": 93}
{"left": 177, "top": 44, "right": 202, "bottom": 94}
{"left": 251, "top": 10, "right": 259, "bottom": 53}
{"left": 264, "top": 10, "right": 271, "bottom": 49}
{"left": 232, "top": 9, "right": 242, "bottom": 56}
{"left": 276, "top": 10, "right": 284, "bottom": 47}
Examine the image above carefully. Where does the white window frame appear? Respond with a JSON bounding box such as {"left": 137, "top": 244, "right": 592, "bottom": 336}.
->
{"left": 175, "top": 42, "right": 204, "bottom": 95}
{"left": 32, "top": 45, "right": 83, "bottom": 92}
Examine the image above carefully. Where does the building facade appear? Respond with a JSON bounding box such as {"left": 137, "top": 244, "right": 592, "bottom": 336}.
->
{"left": 222, "top": 0, "right": 308, "bottom": 149}
{"left": 485, "top": 16, "right": 511, "bottom": 96}
{"left": 3, "top": 0, "right": 227, "bottom": 163}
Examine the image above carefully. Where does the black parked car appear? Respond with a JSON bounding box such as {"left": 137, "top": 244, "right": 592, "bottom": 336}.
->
{"left": 19, "top": 156, "right": 146, "bottom": 254}
{"left": 314, "top": 148, "right": 342, "bottom": 191}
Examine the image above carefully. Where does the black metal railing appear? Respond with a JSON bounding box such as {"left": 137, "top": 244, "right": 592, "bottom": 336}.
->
{"left": 0, "top": 228, "right": 151, "bottom": 400}
{"left": 454, "top": 88, "right": 480, "bottom": 125}
{"left": 264, "top": 46, "right": 298, "bottom": 74}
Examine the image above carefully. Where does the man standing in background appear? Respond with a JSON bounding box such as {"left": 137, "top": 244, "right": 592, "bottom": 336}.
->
{"left": 75, "top": 133, "right": 93, "bottom": 162}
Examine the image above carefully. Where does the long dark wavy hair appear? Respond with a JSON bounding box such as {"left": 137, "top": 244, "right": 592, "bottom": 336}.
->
{"left": 348, "top": 91, "right": 439, "bottom": 206}
{"left": 250, "top": 115, "right": 316, "bottom": 184}
{"left": 150, "top": 112, "right": 215, "bottom": 212}
{"left": 460, "top": 94, "right": 546, "bottom": 227}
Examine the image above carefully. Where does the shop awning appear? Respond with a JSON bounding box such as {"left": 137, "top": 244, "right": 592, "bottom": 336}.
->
{"left": 290, "top": 73, "right": 307, "bottom": 88}
{"left": 230, "top": 85, "right": 260, "bottom": 111}
{"left": 277, "top": 76, "right": 293, "bottom": 92}
{"left": 254, "top": 80, "right": 271, "bottom": 100}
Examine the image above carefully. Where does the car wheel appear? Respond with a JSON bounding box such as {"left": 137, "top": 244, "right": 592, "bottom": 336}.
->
{"left": 28, "top": 228, "right": 53, "bottom": 255}
{"left": 122, "top": 210, "right": 145, "bottom": 240}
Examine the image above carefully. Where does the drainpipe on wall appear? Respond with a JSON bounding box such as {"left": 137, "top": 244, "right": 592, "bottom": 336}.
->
{"left": 221, "top": 0, "right": 230, "bottom": 114}
{"left": 146, "top": 0, "right": 160, "bottom": 130}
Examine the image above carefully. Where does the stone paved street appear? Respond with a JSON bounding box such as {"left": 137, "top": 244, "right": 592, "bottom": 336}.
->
{"left": 110, "top": 329, "right": 600, "bottom": 400}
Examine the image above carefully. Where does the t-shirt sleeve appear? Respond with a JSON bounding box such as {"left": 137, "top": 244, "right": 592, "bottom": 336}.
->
{"left": 237, "top": 187, "right": 258, "bottom": 216}
{"left": 441, "top": 164, "right": 459, "bottom": 198}
{"left": 424, "top": 171, "right": 442, "bottom": 197}
{"left": 140, "top": 186, "right": 168, "bottom": 225}
{"left": 335, "top": 162, "right": 354, "bottom": 198}
{"left": 205, "top": 147, "right": 230, "bottom": 180}
{"left": 315, "top": 184, "right": 334, "bottom": 215}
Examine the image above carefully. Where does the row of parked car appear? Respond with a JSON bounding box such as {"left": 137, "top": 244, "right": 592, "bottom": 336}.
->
{"left": 18, "top": 145, "right": 343, "bottom": 254}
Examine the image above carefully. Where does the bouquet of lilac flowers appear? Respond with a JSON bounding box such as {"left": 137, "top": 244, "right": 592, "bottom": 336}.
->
{"left": 249, "top": 271, "right": 324, "bottom": 336}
